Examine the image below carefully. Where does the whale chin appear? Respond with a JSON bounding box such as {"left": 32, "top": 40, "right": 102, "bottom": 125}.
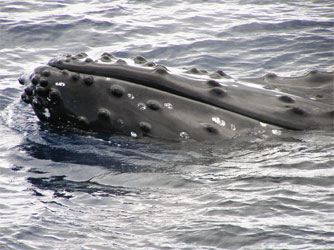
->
{"left": 19, "top": 52, "right": 334, "bottom": 143}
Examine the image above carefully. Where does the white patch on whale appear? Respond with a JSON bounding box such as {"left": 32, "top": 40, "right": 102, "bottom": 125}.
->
{"left": 55, "top": 82, "right": 66, "bottom": 87}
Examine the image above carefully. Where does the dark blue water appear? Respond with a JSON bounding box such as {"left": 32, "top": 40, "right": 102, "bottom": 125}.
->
{"left": 1, "top": 1, "right": 333, "bottom": 249}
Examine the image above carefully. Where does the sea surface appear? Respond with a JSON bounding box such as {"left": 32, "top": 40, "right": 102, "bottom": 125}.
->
{"left": 0, "top": 1, "right": 333, "bottom": 249}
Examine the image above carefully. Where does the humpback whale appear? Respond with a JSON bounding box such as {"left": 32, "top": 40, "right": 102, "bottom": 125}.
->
{"left": 19, "top": 52, "right": 333, "bottom": 143}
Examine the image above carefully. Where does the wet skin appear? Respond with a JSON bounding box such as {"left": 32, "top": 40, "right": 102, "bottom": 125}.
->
{"left": 20, "top": 53, "right": 334, "bottom": 143}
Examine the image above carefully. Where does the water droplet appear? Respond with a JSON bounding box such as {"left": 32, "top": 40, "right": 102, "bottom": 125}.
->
{"left": 163, "top": 103, "right": 173, "bottom": 109}
{"left": 179, "top": 131, "right": 190, "bottom": 140}
{"left": 43, "top": 108, "right": 50, "bottom": 118}
{"left": 117, "top": 118, "right": 125, "bottom": 127}
{"left": 127, "top": 93, "right": 135, "bottom": 99}
{"left": 130, "top": 131, "right": 138, "bottom": 138}
{"left": 137, "top": 103, "right": 146, "bottom": 110}
{"left": 106, "top": 77, "right": 111, "bottom": 81}
{"left": 212, "top": 116, "right": 226, "bottom": 127}
{"left": 272, "top": 129, "right": 282, "bottom": 135}
{"left": 55, "top": 82, "right": 66, "bottom": 87}
{"left": 259, "top": 122, "right": 267, "bottom": 127}
{"left": 231, "top": 124, "right": 236, "bottom": 131}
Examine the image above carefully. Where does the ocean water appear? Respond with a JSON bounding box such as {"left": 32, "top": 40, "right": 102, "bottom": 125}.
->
{"left": 0, "top": 0, "right": 333, "bottom": 249}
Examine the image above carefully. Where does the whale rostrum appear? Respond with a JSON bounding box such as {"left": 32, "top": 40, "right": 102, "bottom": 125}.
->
{"left": 20, "top": 53, "right": 334, "bottom": 143}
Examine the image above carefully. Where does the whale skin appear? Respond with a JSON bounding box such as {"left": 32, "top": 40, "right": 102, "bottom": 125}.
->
{"left": 19, "top": 52, "right": 334, "bottom": 143}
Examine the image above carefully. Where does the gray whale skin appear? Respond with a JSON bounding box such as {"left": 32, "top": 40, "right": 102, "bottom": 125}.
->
{"left": 20, "top": 52, "right": 333, "bottom": 143}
